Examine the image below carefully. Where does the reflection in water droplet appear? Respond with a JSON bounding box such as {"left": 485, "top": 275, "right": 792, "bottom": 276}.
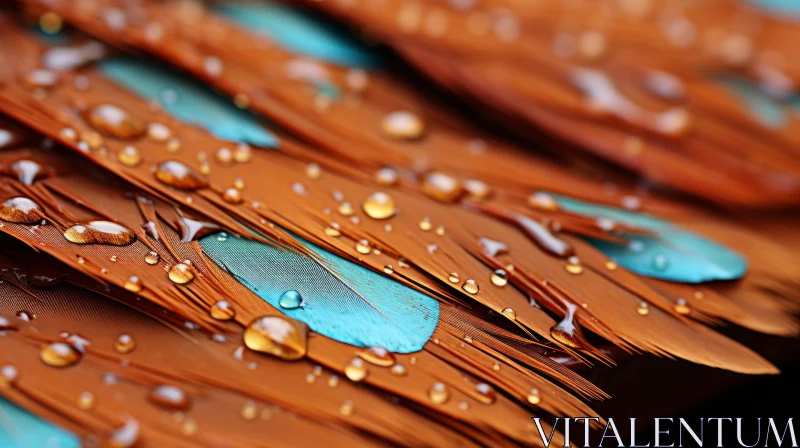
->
{"left": 279, "top": 290, "right": 303, "bottom": 309}
{"left": 339, "top": 400, "right": 354, "bottom": 416}
{"left": 462, "top": 279, "right": 479, "bottom": 294}
{"left": 20, "top": 69, "right": 60, "bottom": 90}
{"left": 550, "top": 302, "right": 586, "bottom": 349}
{"left": 77, "top": 391, "right": 94, "bottom": 410}
{"left": 382, "top": 111, "right": 425, "bottom": 140}
{"left": 564, "top": 257, "right": 584, "bottom": 275}
{"left": 501, "top": 307, "right": 517, "bottom": 320}
{"left": 491, "top": 269, "right": 508, "bottom": 287}
{"left": 390, "top": 364, "right": 407, "bottom": 376}
{"left": 222, "top": 187, "right": 243, "bottom": 204}
{"left": 84, "top": 104, "right": 146, "bottom": 139}
{"left": 154, "top": 161, "right": 208, "bottom": 190}
{"left": 244, "top": 315, "right": 308, "bottom": 360}
{"left": 210, "top": 300, "right": 235, "bottom": 321}
{"left": 123, "top": 276, "right": 143, "bottom": 293}
{"left": 428, "top": 382, "right": 450, "bottom": 404}
{"left": 420, "top": 171, "right": 463, "bottom": 203}
{"left": 118, "top": 146, "right": 142, "bottom": 167}
{"left": 674, "top": 298, "right": 690, "bottom": 315}
{"left": 362, "top": 192, "right": 397, "bottom": 220}
{"left": 64, "top": 221, "right": 135, "bottom": 246}
{"left": 357, "top": 347, "right": 396, "bottom": 367}
{"left": 0, "top": 197, "right": 43, "bottom": 224}
{"left": 527, "top": 388, "right": 541, "bottom": 405}
{"left": 114, "top": 334, "right": 136, "bottom": 354}
{"left": 344, "top": 357, "right": 368, "bottom": 382}
{"left": 149, "top": 385, "right": 190, "bottom": 410}
{"left": 144, "top": 250, "right": 160, "bottom": 265}
{"left": 637, "top": 302, "right": 650, "bottom": 316}
{"left": 448, "top": 272, "right": 460, "bottom": 283}
{"left": 168, "top": 263, "right": 194, "bottom": 285}
{"left": 10, "top": 160, "right": 45, "bottom": 185}
{"left": 375, "top": 167, "right": 398, "bottom": 185}
{"left": 418, "top": 216, "right": 432, "bottom": 231}
{"left": 355, "top": 239, "right": 371, "bottom": 255}
{"left": 40, "top": 342, "right": 81, "bottom": 367}
{"left": 528, "top": 192, "right": 560, "bottom": 211}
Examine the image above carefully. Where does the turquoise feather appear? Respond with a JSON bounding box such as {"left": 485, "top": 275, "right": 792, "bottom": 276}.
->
{"left": 720, "top": 78, "right": 786, "bottom": 128}
{"left": 99, "top": 58, "right": 279, "bottom": 148}
{"left": 213, "top": 1, "right": 377, "bottom": 68}
{"left": 552, "top": 195, "right": 748, "bottom": 283}
{"left": 749, "top": 0, "right": 800, "bottom": 17}
{"left": 0, "top": 398, "right": 79, "bottom": 448}
{"left": 200, "top": 234, "right": 439, "bottom": 353}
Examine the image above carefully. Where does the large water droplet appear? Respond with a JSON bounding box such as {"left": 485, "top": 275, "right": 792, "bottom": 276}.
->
{"left": 168, "top": 263, "right": 194, "bottom": 285}
{"left": 344, "top": 357, "right": 368, "bottom": 382}
{"left": 63, "top": 221, "right": 135, "bottom": 246}
{"left": 40, "top": 342, "right": 81, "bottom": 367}
{"left": 154, "top": 161, "right": 208, "bottom": 190}
{"left": 84, "top": 104, "right": 146, "bottom": 139}
{"left": 357, "top": 346, "right": 396, "bottom": 367}
{"left": 149, "top": 385, "right": 190, "bottom": 410}
{"left": 278, "top": 290, "right": 303, "bottom": 309}
{"left": 362, "top": 192, "right": 396, "bottom": 220}
{"left": 462, "top": 279, "right": 479, "bottom": 294}
{"left": 0, "top": 197, "right": 43, "bottom": 224}
{"left": 491, "top": 269, "right": 508, "bottom": 287}
{"left": 244, "top": 315, "right": 308, "bottom": 360}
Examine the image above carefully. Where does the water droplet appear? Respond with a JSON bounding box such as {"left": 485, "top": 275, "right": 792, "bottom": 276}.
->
{"left": 549, "top": 303, "right": 586, "bottom": 349}
{"left": 177, "top": 217, "right": 220, "bottom": 242}
{"left": 464, "top": 179, "right": 491, "bottom": 200}
{"left": 20, "top": 69, "right": 60, "bottom": 90}
{"left": 123, "top": 276, "right": 142, "bottom": 293}
{"left": 305, "top": 163, "right": 321, "bottom": 179}
{"left": 390, "top": 364, "right": 407, "bottom": 376}
{"left": 210, "top": 301, "right": 235, "bottom": 321}
{"left": 357, "top": 347, "right": 396, "bottom": 367}
{"left": 0, "top": 197, "right": 43, "bottom": 224}
{"left": 435, "top": 225, "right": 446, "bottom": 236}
{"left": 118, "top": 146, "right": 142, "bottom": 167}
{"left": 448, "top": 272, "right": 460, "bottom": 283}
{"left": 324, "top": 225, "right": 341, "bottom": 237}
{"left": 527, "top": 192, "right": 560, "bottom": 211}
{"left": 417, "top": 216, "right": 433, "bottom": 231}
{"left": 383, "top": 265, "right": 394, "bottom": 275}
{"left": 234, "top": 144, "right": 252, "bottom": 162}
{"left": 381, "top": 111, "right": 424, "bottom": 140}
{"left": 77, "top": 391, "right": 94, "bottom": 410}
{"left": 501, "top": 307, "right": 517, "bottom": 320}
{"left": 375, "top": 167, "right": 398, "bottom": 185}
{"left": 428, "top": 382, "right": 450, "bottom": 404}
{"left": 362, "top": 192, "right": 396, "bottom": 220}
{"left": 339, "top": 400, "right": 354, "bottom": 416}
{"left": 491, "top": 269, "right": 508, "bottom": 287}
{"left": 462, "top": 279, "right": 479, "bottom": 294}
{"left": 605, "top": 261, "right": 617, "bottom": 270}
{"left": 652, "top": 254, "right": 669, "bottom": 271}
{"left": 338, "top": 202, "right": 354, "bottom": 216}
{"left": 674, "top": 298, "right": 690, "bottom": 315}
{"left": 149, "top": 385, "right": 190, "bottom": 410}
{"left": 637, "top": 302, "right": 650, "bottom": 316}
{"left": 144, "top": 251, "right": 160, "bottom": 265}
{"left": 154, "top": 161, "right": 208, "bottom": 190}
{"left": 328, "top": 375, "right": 339, "bottom": 387}
{"left": 420, "top": 171, "right": 463, "bottom": 203}
{"left": 181, "top": 418, "right": 198, "bottom": 436}
{"left": 147, "top": 122, "right": 172, "bottom": 142}
{"left": 564, "top": 257, "right": 584, "bottom": 275}
{"left": 279, "top": 290, "right": 303, "bottom": 309}
{"left": 0, "top": 365, "right": 17, "bottom": 387}
{"left": 244, "top": 315, "right": 308, "bottom": 360}
{"left": 215, "top": 147, "right": 233, "bottom": 164}
{"left": 355, "top": 239, "right": 371, "bottom": 255}
{"left": 241, "top": 401, "right": 258, "bottom": 420}
{"left": 0, "top": 317, "right": 17, "bottom": 332}
{"left": 15, "top": 311, "right": 34, "bottom": 321}
{"left": 473, "top": 382, "right": 496, "bottom": 405}
{"left": 107, "top": 418, "right": 139, "bottom": 448}
{"left": 234, "top": 177, "right": 245, "bottom": 190}
{"left": 10, "top": 159, "right": 45, "bottom": 185}
{"left": 527, "top": 389, "right": 541, "bottom": 405}
{"left": 166, "top": 138, "right": 181, "bottom": 153}
{"left": 113, "top": 333, "right": 136, "bottom": 354}
{"left": 221, "top": 187, "right": 243, "bottom": 204}
{"left": 64, "top": 221, "right": 135, "bottom": 246}
{"left": 84, "top": 104, "right": 146, "bottom": 139}
{"left": 168, "top": 263, "right": 194, "bottom": 285}
{"left": 344, "top": 357, "right": 368, "bottom": 382}
{"left": 40, "top": 342, "right": 81, "bottom": 367}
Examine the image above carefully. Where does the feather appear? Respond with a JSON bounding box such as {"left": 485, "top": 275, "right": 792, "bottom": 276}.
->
{"left": 0, "top": 398, "right": 80, "bottom": 448}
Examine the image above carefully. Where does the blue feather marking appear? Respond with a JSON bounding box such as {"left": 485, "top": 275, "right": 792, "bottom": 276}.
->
{"left": 551, "top": 195, "right": 747, "bottom": 283}
{"left": 0, "top": 397, "right": 80, "bottom": 448}
{"left": 213, "top": 1, "right": 377, "bottom": 68}
{"left": 98, "top": 58, "right": 279, "bottom": 148}
{"left": 747, "top": 0, "right": 800, "bottom": 17}
{"left": 719, "top": 78, "right": 786, "bottom": 128}
{"left": 200, "top": 234, "right": 439, "bottom": 353}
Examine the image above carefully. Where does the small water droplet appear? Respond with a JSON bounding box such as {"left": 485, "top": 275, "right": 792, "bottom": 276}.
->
{"left": 328, "top": 375, "right": 339, "bottom": 387}
{"left": 375, "top": 167, "right": 398, "bottom": 185}
{"left": 428, "top": 382, "right": 450, "bottom": 404}
{"left": 168, "top": 263, "right": 194, "bottom": 285}
{"left": 324, "top": 225, "right": 341, "bottom": 237}
{"left": 528, "top": 192, "right": 560, "bottom": 211}
{"left": 20, "top": 69, "right": 60, "bottom": 90}
{"left": 241, "top": 401, "right": 258, "bottom": 420}
{"left": 154, "top": 161, "right": 208, "bottom": 190}
{"left": 637, "top": 302, "right": 650, "bottom": 316}
{"left": 118, "top": 146, "right": 142, "bottom": 167}
{"left": 279, "top": 290, "right": 303, "bottom": 309}
{"left": 338, "top": 202, "right": 354, "bottom": 216}
{"left": 77, "top": 391, "right": 94, "bottom": 410}
{"left": 147, "top": 122, "right": 172, "bottom": 142}
{"left": 0, "top": 197, "right": 43, "bottom": 224}
{"left": 357, "top": 347, "right": 396, "bottom": 367}
{"left": 84, "top": 104, "right": 146, "bottom": 139}
{"left": 383, "top": 265, "right": 394, "bottom": 274}
{"left": 382, "top": 111, "right": 425, "bottom": 140}
{"left": 491, "top": 269, "right": 508, "bottom": 287}
{"left": 10, "top": 160, "right": 45, "bottom": 185}
{"left": 234, "top": 177, "right": 245, "bottom": 190}
{"left": 420, "top": 171, "right": 463, "bottom": 203}
{"left": 339, "top": 400, "right": 354, "bottom": 416}
{"left": 215, "top": 147, "right": 233, "bottom": 164}
{"left": 0, "top": 365, "right": 17, "bottom": 387}
{"left": 210, "top": 300, "right": 235, "bottom": 321}
{"left": 390, "top": 364, "right": 407, "bottom": 376}
{"left": 144, "top": 251, "right": 160, "bottom": 265}
{"left": 222, "top": 187, "right": 243, "bottom": 204}
{"left": 435, "top": 225, "right": 446, "bottom": 236}
{"left": 362, "top": 192, "right": 396, "bottom": 220}
{"left": 564, "top": 257, "right": 584, "bottom": 275}
{"left": 344, "top": 357, "right": 368, "bottom": 382}
{"left": 244, "top": 315, "right": 308, "bottom": 360}
{"left": 674, "top": 298, "right": 690, "bottom": 315}
{"left": 114, "top": 334, "right": 136, "bottom": 354}
{"left": 305, "top": 163, "right": 321, "bottom": 179}
{"left": 501, "top": 307, "right": 517, "bottom": 320}
{"left": 462, "top": 279, "right": 479, "bottom": 294}
{"left": 464, "top": 179, "right": 491, "bottom": 200}
{"left": 181, "top": 418, "right": 198, "bottom": 436}
{"left": 605, "top": 261, "right": 617, "bottom": 270}
{"left": 107, "top": 418, "right": 139, "bottom": 448}
{"left": 448, "top": 272, "right": 460, "bottom": 283}
{"left": 64, "top": 221, "right": 135, "bottom": 246}
{"left": 166, "top": 138, "right": 181, "bottom": 153}
{"left": 149, "top": 385, "right": 190, "bottom": 410}
{"left": 527, "top": 388, "right": 541, "bottom": 405}
{"left": 40, "top": 342, "right": 81, "bottom": 367}
{"left": 652, "top": 253, "right": 669, "bottom": 271}
{"left": 15, "top": 311, "right": 34, "bottom": 321}
{"left": 122, "top": 276, "right": 143, "bottom": 293}
{"left": 355, "top": 239, "right": 371, "bottom": 255}
{"left": 234, "top": 144, "right": 252, "bottom": 162}
{"left": 473, "top": 382, "right": 496, "bottom": 404}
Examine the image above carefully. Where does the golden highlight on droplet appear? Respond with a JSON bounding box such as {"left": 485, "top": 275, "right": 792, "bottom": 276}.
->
{"left": 362, "top": 192, "right": 397, "bottom": 220}
{"left": 243, "top": 315, "right": 308, "bottom": 360}
{"left": 501, "top": 307, "right": 517, "bottom": 320}
{"left": 355, "top": 239, "right": 371, "bottom": 255}
{"left": 428, "top": 382, "right": 450, "bottom": 405}
{"left": 339, "top": 400, "right": 355, "bottom": 416}
{"left": 40, "top": 342, "right": 81, "bottom": 367}
{"left": 418, "top": 217, "right": 432, "bottom": 231}
{"left": 338, "top": 202, "right": 354, "bottom": 216}
{"left": 344, "top": 358, "right": 368, "bottom": 382}
{"left": 305, "top": 163, "right": 321, "bottom": 179}
{"left": 210, "top": 300, "right": 235, "bottom": 321}
{"left": 462, "top": 279, "right": 479, "bottom": 294}
{"left": 144, "top": 250, "right": 160, "bottom": 265}
{"left": 527, "top": 388, "right": 541, "bottom": 405}
{"left": 357, "top": 347, "right": 396, "bottom": 367}
{"left": 114, "top": 334, "right": 136, "bottom": 354}
{"left": 64, "top": 221, "right": 136, "bottom": 246}
{"left": 448, "top": 272, "right": 460, "bottom": 283}
{"left": 674, "top": 298, "right": 691, "bottom": 315}
{"left": 168, "top": 262, "right": 194, "bottom": 285}
{"left": 123, "top": 276, "right": 143, "bottom": 293}
{"left": 491, "top": 269, "right": 508, "bottom": 287}
{"left": 118, "top": 146, "right": 142, "bottom": 167}
{"left": 564, "top": 257, "right": 584, "bottom": 275}
{"left": 154, "top": 161, "right": 208, "bottom": 190}
{"left": 0, "top": 197, "right": 43, "bottom": 224}
{"left": 637, "top": 302, "right": 650, "bottom": 316}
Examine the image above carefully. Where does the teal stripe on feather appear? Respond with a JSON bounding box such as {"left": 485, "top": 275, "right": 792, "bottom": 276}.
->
{"left": 99, "top": 58, "right": 279, "bottom": 148}
{"left": 719, "top": 78, "right": 786, "bottom": 128}
{"left": 213, "top": 1, "right": 377, "bottom": 68}
{"left": 201, "top": 234, "right": 439, "bottom": 353}
{"left": 0, "top": 397, "right": 80, "bottom": 448}
{"left": 552, "top": 195, "right": 747, "bottom": 283}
